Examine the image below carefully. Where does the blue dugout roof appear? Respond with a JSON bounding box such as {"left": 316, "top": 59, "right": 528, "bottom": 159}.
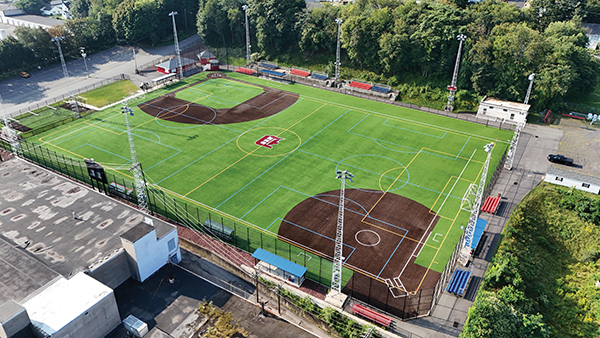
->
{"left": 252, "top": 248, "right": 307, "bottom": 277}
{"left": 469, "top": 218, "right": 488, "bottom": 250}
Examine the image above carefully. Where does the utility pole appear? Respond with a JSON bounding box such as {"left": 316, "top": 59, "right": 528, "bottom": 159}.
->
{"left": 121, "top": 104, "right": 149, "bottom": 214}
{"left": 504, "top": 73, "right": 533, "bottom": 170}
{"left": 334, "top": 18, "right": 343, "bottom": 86}
{"left": 242, "top": 5, "right": 251, "bottom": 66}
{"left": 169, "top": 12, "right": 183, "bottom": 79}
{"left": 52, "top": 37, "right": 80, "bottom": 118}
{"left": 524, "top": 73, "right": 535, "bottom": 105}
{"left": 445, "top": 34, "right": 467, "bottom": 112}
{"left": 133, "top": 47, "right": 138, "bottom": 74}
{"left": 331, "top": 170, "right": 353, "bottom": 300}
{"left": 459, "top": 143, "right": 493, "bottom": 265}
{"left": 80, "top": 47, "right": 89, "bottom": 78}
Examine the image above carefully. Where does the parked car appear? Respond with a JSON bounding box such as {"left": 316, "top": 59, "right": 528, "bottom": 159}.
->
{"left": 547, "top": 154, "right": 574, "bottom": 165}
{"left": 19, "top": 71, "right": 30, "bottom": 78}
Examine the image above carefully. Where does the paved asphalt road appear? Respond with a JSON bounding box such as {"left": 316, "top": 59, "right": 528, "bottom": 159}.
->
{"left": 0, "top": 34, "right": 201, "bottom": 118}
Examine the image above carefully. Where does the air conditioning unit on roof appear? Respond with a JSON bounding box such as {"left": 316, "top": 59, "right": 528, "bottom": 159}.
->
{"left": 123, "top": 314, "right": 148, "bottom": 337}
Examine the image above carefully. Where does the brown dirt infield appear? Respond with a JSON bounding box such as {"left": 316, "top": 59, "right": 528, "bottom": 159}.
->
{"left": 279, "top": 189, "right": 441, "bottom": 294}
{"left": 137, "top": 73, "right": 299, "bottom": 125}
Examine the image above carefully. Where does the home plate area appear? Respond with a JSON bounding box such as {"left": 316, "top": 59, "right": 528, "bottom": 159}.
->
{"left": 279, "top": 189, "right": 442, "bottom": 292}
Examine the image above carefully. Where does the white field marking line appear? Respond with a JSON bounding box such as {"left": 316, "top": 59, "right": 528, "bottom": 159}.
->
{"left": 402, "top": 149, "right": 476, "bottom": 272}
{"left": 300, "top": 95, "right": 509, "bottom": 144}
{"left": 296, "top": 252, "right": 312, "bottom": 261}
{"left": 433, "top": 233, "right": 442, "bottom": 242}
{"left": 42, "top": 112, "right": 123, "bottom": 144}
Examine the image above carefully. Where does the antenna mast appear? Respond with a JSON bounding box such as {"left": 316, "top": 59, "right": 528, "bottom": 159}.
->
{"left": 445, "top": 34, "right": 467, "bottom": 112}
{"left": 331, "top": 170, "right": 353, "bottom": 300}
{"left": 334, "top": 18, "right": 343, "bottom": 85}
{"left": 121, "top": 104, "right": 149, "bottom": 214}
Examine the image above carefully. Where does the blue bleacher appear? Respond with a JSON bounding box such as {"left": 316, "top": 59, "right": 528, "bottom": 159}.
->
{"left": 371, "top": 86, "right": 390, "bottom": 94}
{"left": 259, "top": 62, "right": 278, "bottom": 70}
{"left": 446, "top": 268, "right": 471, "bottom": 296}
{"left": 311, "top": 73, "right": 328, "bottom": 81}
{"left": 260, "top": 69, "right": 286, "bottom": 77}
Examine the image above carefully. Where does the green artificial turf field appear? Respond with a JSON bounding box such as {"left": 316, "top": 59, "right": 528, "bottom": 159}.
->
{"left": 32, "top": 71, "right": 513, "bottom": 290}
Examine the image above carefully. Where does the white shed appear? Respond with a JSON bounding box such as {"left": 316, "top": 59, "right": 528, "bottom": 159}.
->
{"left": 476, "top": 97, "right": 530, "bottom": 125}
{"left": 545, "top": 166, "right": 600, "bottom": 194}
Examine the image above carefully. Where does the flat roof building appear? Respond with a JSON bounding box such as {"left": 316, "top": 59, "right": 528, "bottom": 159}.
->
{"left": 0, "top": 158, "right": 181, "bottom": 338}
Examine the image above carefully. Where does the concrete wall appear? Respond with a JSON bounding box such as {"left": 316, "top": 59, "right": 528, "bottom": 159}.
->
{"left": 87, "top": 250, "right": 132, "bottom": 289}
{"left": 0, "top": 300, "right": 30, "bottom": 338}
{"left": 53, "top": 292, "right": 120, "bottom": 338}
{"left": 133, "top": 229, "right": 180, "bottom": 282}
{"left": 545, "top": 174, "right": 600, "bottom": 194}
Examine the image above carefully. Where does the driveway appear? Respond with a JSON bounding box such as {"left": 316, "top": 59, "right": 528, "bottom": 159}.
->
{"left": 0, "top": 34, "right": 201, "bottom": 118}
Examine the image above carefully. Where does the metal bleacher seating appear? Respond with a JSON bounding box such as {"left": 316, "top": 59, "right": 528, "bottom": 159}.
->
{"left": 351, "top": 303, "right": 393, "bottom": 329}
{"left": 349, "top": 81, "right": 372, "bottom": 91}
{"left": 236, "top": 67, "right": 255, "bottom": 75}
{"left": 259, "top": 69, "right": 285, "bottom": 77}
{"left": 259, "top": 61, "right": 278, "bottom": 70}
{"left": 290, "top": 69, "right": 310, "bottom": 77}
{"left": 446, "top": 268, "right": 472, "bottom": 296}
{"left": 371, "top": 85, "right": 390, "bottom": 94}
{"left": 310, "top": 73, "right": 328, "bottom": 81}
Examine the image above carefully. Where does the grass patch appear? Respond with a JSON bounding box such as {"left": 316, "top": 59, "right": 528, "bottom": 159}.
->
{"left": 79, "top": 80, "right": 140, "bottom": 108}
{"left": 462, "top": 183, "right": 600, "bottom": 338}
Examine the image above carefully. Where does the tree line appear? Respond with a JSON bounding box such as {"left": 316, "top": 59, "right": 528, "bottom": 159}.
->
{"left": 198, "top": 0, "right": 599, "bottom": 110}
{"left": 1, "top": 0, "right": 598, "bottom": 110}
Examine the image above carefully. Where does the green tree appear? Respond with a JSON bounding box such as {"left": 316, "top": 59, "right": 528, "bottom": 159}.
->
{"left": 298, "top": 4, "right": 340, "bottom": 57}
{"left": 197, "top": 0, "right": 244, "bottom": 48}
{"left": 14, "top": 0, "right": 44, "bottom": 14}
{"left": 247, "top": 0, "right": 306, "bottom": 57}
{"left": 70, "top": 0, "right": 92, "bottom": 18}
{"left": 14, "top": 27, "right": 54, "bottom": 62}
{"left": 0, "top": 37, "right": 34, "bottom": 73}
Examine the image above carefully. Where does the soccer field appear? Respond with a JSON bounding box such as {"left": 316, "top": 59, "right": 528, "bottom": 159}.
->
{"left": 33, "top": 71, "right": 512, "bottom": 293}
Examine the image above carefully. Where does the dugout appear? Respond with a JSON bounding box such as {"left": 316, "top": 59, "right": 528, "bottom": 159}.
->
{"left": 203, "top": 219, "right": 234, "bottom": 241}
{"left": 252, "top": 248, "right": 307, "bottom": 287}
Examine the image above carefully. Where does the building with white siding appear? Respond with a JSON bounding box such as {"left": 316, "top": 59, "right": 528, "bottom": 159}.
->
{"left": 476, "top": 97, "right": 530, "bottom": 125}
{"left": 545, "top": 166, "right": 600, "bottom": 194}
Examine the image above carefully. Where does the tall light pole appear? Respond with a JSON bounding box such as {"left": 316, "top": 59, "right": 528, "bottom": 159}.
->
{"left": 121, "top": 104, "right": 150, "bottom": 215}
{"left": 52, "top": 37, "right": 80, "bottom": 118}
{"left": 331, "top": 170, "right": 353, "bottom": 301}
{"left": 242, "top": 5, "right": 251, "bottom": 66}
{"left": 80, "top": 47, "right": 89, "bottom": 78}
{"left": 445, "top": 34, "right": 467, "bottom": 112}
{"left": 524, "top": 73, "right": 535, "bottom": 105}
{"left": 334, "top": 18, "right": 343, "bottom": 86}
{"left": 169, "top": 11, "right": 183, "bottom": 79}
{"left": 133, "top": 47, "right": 138, "bottom": 74}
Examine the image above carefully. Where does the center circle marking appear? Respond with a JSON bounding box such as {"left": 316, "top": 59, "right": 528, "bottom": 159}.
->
{"left": 236, "top": 127, "right": 302, "bottom": 157}
{"left": 355, "top": 230, "right": 381, "bottom": 247}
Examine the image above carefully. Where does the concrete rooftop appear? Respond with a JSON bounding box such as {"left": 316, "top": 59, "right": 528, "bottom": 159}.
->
{"left": 0, "top": 158, "right": 174, "bottom": 305}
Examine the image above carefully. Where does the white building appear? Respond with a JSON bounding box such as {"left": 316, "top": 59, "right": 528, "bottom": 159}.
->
{"left": 583, "top": 23, "right": 600, "bottom": 50}
{"left": 545, "top": 166, "right": 600, "bottom": 194}
{"left": 476, "top": 96, "right": 530, "bottom": 124}
{"left": 40, "top": 0, "right": 71, "bottom": 19}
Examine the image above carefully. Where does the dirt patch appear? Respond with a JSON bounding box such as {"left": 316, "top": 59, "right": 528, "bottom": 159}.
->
{"left": 280, "top": 189, "right": 440, "bottom": 292}
{"left": 137, "top": 73, "right": 299, "bottom": 125}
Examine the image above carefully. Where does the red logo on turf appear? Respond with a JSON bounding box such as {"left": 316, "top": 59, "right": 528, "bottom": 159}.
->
{"left": 255, "top": 135, "right": 283, "bottom": 149}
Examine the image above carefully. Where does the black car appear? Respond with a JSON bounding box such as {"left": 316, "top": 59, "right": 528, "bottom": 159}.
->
{"left": 547, "top": 154, "right": 574, "bottom": 165}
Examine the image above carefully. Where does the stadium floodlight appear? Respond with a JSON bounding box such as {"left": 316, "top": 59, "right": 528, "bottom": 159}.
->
{"left": 52, "top": 36, "right": 81, "bottom": 118}
{"left": 331, "top": 169, "right": 354, "bottom": 301}
{"left": 334, "top": 18, "right": 343, "bottom": 85}
{"left": 524, "top": 73, "right": 535, "bottom": 105}
{"left": 121, "top": 104, "right": 150, "bottom": 215}
{"left": 445, "top": 34, "right": 467, "bottom": 112}
{"left": 80, "top": 47, "right": 89, "bottom": 78}
{"left": 169, "top": 11, "right": 183, "bottom": 79}
{"left": 242, "top": 5, "right": 251, "bottom": 66}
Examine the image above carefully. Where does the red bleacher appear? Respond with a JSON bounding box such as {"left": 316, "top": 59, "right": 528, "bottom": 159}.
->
{"left": 290, "top": 69, "right": 310, "bottom": 77}
{"left": 349, "top": 81, "right": 372, "bottom": 91}
{"left": 481, "top": 193, "right": 501, "bottom": 214}
{"left": 236, "top": 67, "right": 255, "bottom": 75}
{"left": 351, "top": 303, "right": 392, "bottom": 328}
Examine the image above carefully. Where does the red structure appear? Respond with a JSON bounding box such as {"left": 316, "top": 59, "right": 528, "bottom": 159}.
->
{"left": 236, "top": 67, "right": 255, "bottom": 75}
{"left": 481, "top": 193, "right": 501, "bottom": 214}
{"left": 290, "top": 69, "right": 310, "bottom": 77}
{"left": 156, "top": 57, "right": 197, "bottom": 74}
{"left": 349, "top": 81, "right": 372, "bottom": 90}
{"left": 197, "top": 51, "right": 216, "bottom": 65}
{"left": 351, "top": 303, "right": 393, "bottom": 328}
